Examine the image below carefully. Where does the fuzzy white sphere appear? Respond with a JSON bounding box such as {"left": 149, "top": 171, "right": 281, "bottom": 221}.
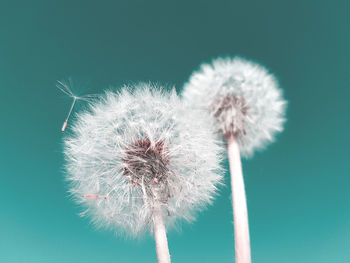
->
{"left": 182, "top": 57, "right": 287, "bottom": 157}
{"left": 64, "top": 84, "right": 223, "bottom": 237}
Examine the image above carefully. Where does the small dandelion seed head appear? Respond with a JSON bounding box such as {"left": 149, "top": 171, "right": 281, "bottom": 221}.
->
{"left": 182, "top": 56, "right": 287, "bottom": 157}
{"left": 63, "top": 83, "right": 223, "bottom": 237}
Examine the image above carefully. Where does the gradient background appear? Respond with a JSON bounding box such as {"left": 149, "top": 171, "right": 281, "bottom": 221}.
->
{"left": 1, "top": 0, "right": 349, "bottom": 262}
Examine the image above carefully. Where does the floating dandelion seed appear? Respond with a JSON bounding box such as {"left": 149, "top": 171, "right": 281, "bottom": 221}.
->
{"left": 63, "top": 84, "right": 223, "bottom": 263}
{"left": 57, "top": 80, "right": 98, "bottom": 132}
{"left": 182, "top": 57, "right": 287, "bottom": 263}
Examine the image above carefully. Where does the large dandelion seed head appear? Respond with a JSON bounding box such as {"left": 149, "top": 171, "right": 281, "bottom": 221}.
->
{"left": 63, "top": 84, "right": 223, "bottom": 237}
{"left": 182, "top": 57, "right": 287, "bottom": 157}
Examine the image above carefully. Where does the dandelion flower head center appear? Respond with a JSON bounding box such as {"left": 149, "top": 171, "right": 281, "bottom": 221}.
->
{"left": 210, "top": 84, "right": 249, "bottom": 138}
{"left": 122, "top": 138, "right": 170, "bottom": 204}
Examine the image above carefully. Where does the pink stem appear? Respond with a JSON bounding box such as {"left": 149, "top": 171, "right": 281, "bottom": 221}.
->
{"left": 227, "top": 135, "right": 251, "bottom": 263}
{"left": 153, "top": 205, "right": 171, "bottom": 263}
{"left": 61, "top": 97, "right": 77, "bottom": 132}
{"left": 61, "top": 121, "right": 68, "bottom": 132}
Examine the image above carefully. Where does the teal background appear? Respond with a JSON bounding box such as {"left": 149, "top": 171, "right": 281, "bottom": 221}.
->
{"left": 1, "top": 0, "right": 349, "bottom": 262}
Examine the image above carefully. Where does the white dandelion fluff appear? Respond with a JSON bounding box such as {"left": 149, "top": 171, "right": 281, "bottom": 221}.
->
{"left": 182, "top": 56, "right": 286, "bottom": 157}
{"left": 63, "top": 83, "right": 223, "bottom": 263}
{"left": 182, "top": 56, "right": 287, "bottom": 263}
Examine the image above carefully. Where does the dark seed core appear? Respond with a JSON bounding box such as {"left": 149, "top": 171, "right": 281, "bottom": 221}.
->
{"left": 122, "top": 138, "right": 170, "bottom": 203}
{"left": 211, "top": 94, "right": 249, "bottom": 138}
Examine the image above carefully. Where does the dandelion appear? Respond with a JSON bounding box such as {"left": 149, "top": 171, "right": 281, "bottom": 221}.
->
{"left": 182, "top": 57, "right": 287, "bottom": 263}
{"left": 63, "top": 84, "right": 223, "bottom": 263}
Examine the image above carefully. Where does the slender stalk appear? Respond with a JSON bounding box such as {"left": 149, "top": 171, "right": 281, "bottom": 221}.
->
{"left": 227, "top": 135, "right": 251, "bottom": 263}
{"left": 62, "top": 97, "right": 77, "bottom": 132}
{"left": 153, "top": 205, "right": 171, "bottom": 263}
